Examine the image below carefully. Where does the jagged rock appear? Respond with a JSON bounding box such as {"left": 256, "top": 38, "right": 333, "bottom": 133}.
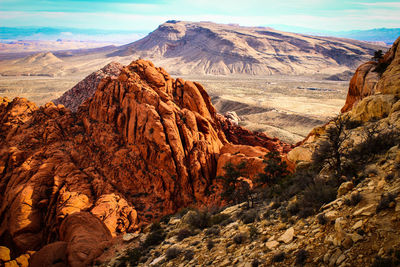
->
{"left": 53, "top": 62, "right": 123, "bottom": 111}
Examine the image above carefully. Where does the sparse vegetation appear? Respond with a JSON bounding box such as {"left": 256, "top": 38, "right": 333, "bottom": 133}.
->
{"left": 176, "top": 228, "right": 193, "bottom": 241}
{"left": 257, "top": 151, "right": 290, "bottom": 185}
{"left": 376, "top": 192, "right": 397, "bottom": 213}
{"left": 206, "top": 240, "right": 215, "bottom": 250}
{"left": 295, "top": 249, "right": 308, "bottom": 265}
{"left": 272, "top": 252, "right": 285, "bottom": 262}
{"left": 205, "top": 225, "right": 220, "bottom": 236}
{"left": 239, "top": 209, "right": 258, "bottom": 224}
{"left": 166, "top": 246, "right": 182, "bottom": 260}
{"left": 317, "top": 213, "right": 327, "bottom": 225}
{"left": 184, "top": 249, "right": 195, "bottom": 261}
{"left": 233, "top": 233, "right": 247, "bottom": 244}
{"left": 344, "top": 192, "right": 363, "bottom": 206}
{"left": 218, "top": 161, "right": 255, "bottom": 207}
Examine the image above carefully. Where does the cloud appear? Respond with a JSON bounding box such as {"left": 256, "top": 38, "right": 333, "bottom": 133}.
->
{"left": 358, "top": 2, "right": 400, "bottom": 8}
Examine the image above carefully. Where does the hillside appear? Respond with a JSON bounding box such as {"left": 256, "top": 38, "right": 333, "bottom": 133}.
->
{"left": 93, "top": 36, "right": 400, "bottom": 267}
{"left": 109, "top": 21, "right": 385, "bottom": 75}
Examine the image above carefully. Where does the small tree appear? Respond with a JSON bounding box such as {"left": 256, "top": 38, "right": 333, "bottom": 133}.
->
{"left": 218, "top": 161, "right": 254, "bottom": 207}
{"left": 312, "top": 115, "right": 352, "bottom": 180}
{"left": 372, "top": 50, "right": 383, "bottom": 61}
{"left": 257, "top": 151, "right": 289, "bottom": 185}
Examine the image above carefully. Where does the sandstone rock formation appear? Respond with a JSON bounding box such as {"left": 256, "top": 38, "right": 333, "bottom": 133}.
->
{"left": 341, "top": 36, "right": 400, "bottom": 113}
{"left": 53, "top": 62, "right": 123, "bottom": 111}
{"left": 0, "top": 59, "right": 290, "bottom": 266}
{"left": 109, "top": 21, "right": 385, "bottom": 75}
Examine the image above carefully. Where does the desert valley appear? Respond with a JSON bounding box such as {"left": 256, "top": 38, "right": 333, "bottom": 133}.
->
{"left": 1, "top": 2, "right": 400, "bottom": 266}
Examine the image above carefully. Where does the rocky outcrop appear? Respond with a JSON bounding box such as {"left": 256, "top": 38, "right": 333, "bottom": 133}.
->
{"left": 217, "top": 114, "right": 293, "bottom": 154}
{"left": 53, "top": 62, "right": 123, "bottom": 111}
{"left": 341, "top": 36, "right": 400, "bottom": 113}
{"left": 0, "top": 59, "right": 290, "bottom": 265}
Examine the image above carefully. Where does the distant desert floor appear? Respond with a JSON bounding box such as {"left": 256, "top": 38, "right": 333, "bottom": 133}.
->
{"left": 181, "top": 75, "right": 348, "bottom": 143}
{"left": 0, "top": 74, "right": 348, "bottom": 144}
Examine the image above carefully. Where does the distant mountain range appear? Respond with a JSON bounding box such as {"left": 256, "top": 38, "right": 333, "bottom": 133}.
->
{"left": 0, "top": 21, "right": 390, "bottom": 77}
{"left": 106, "top": 21, "right": 386, "bottom": 75}
{"left": 1, "top": 26, "right": 399, "bottom": 45}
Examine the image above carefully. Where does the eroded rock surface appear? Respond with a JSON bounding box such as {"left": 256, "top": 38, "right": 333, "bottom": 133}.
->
{"left": 0, "top": 59, "right": 291, "bottom": 265}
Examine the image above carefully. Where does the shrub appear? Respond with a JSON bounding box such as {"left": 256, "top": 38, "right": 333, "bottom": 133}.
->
{"left": 376, "top": 193, "right": 397, "bottom": 213}
{"left": 186, "top": 210, "right": 211, "bottom": 229}
{"left": 297, "top": 180, "right": 337, "bottom": 218}
{"left": 257, "top": 151, "right": 290, "bottom": 185}
{"left": 143, "top": 228, "right": 166, "bottom": 248}
{"left": 371, "top": 256, "right": 394, "bottom": 267}
{"left": 317, "top": 213, "right": 327, "bottom": 225}
{"left": 150, "top": 222, "right": 162, "bottom": 232}
{"left": 344, "top": 192, "right": 362, "bottom": 206}
{"left": 176, "top": 228, "right": 193, "bottom": 241}
{"left": 120, "top": 247, "right": 142, "bottom": 266}
{"left": 251, "top": 258, "right": 260, "bottom": 267}
{"left": 209, "top": 213, "right": 230, "bottom": 226}
{"left": 312, "top": 115, "right": 351, "bottom": 178}
{"left": 205, "top": 226, "right": 220, "bottom": 236}
{"left": 233, "top": 233, "right": 247, "bottom": 244}
{"left": 295, "top": 249, "right": 308, "bottom": 265}
{"left": 249, "top": 224, "right": 258, "bottom": 240}
{"left": 166, "top": 246, "right": 182, "bottom": 260}
{"left": 218, "top": 161, "right": 254, "bottom": 207}
{"left": 287, "top": 201, "right": 300, "bottom": 215}
{"left": 240, "top": 209, "right": 258, "bottom": 224}
{"left": 184, "top": 249, "right": 194, "bottom": 261}
{"left": 206, "top": 240, "right": 215, "bottom": 250}
{"left": 272, "top": 252, "right": 285, "bottom": 262}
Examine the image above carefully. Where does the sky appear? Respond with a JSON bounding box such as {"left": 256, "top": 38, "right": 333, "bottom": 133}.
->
{"left": 1, "top": 0, "right": 400, "bottom": 37}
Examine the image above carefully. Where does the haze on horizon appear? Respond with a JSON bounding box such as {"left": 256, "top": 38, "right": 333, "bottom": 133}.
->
{"left": 1, "top": 0, "right": 400, "bottom": 43}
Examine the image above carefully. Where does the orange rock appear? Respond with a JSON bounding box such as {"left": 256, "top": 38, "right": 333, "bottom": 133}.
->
{"left": 0, "top": 59, "right": 290, "bottom": 264}
{"left": 59, "top": 212, "right": 112, "bottom": 267}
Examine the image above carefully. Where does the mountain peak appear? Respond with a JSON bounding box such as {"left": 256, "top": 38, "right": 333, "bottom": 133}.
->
{"left": 109, "top": 21, "right": 386, "bottom": 75}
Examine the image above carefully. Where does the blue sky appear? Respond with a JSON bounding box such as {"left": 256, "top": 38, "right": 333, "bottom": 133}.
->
{"left": 1, "top": 0, "right": 399, "bottom": 32}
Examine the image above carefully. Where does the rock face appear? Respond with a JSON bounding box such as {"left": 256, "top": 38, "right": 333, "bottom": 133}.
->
{"left": 0, "top": 59, "right": 290, "bottom": 265}
{"left": 108, "top": 21, "right": 385, "bottom": 75}
{"left": 53, "top": 62, "right": 123, "bottom": 111}
{"left": 341, "top": 36, "right": 400, "bottom": 113}
{"left": 217, "top": 114, "right": 293, "bottom": 154}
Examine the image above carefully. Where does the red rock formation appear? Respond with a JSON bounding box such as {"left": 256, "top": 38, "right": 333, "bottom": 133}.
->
{"left": 217, "top": 114, "right": 293, "bottom": 153}
{"left": 53, "top": 62, "right": 123, "bottom": 112}
{"left": 0, "top": 59, "right": 291, "bottom": 265}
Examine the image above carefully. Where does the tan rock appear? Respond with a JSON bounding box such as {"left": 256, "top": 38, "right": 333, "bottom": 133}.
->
{"left": 278, "top": 227, "right": 295, "bottom": 243}
{"left": 337, "top": 181, "right": 354, "bottom": 197}
{"left": 265, "top": 241, "right": 280, "bottom": 250}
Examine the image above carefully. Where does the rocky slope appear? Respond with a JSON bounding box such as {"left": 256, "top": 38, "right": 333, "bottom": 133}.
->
{"left": 109, "top": 21, "right": 385, "bottom": 75}
{"left": 97, "top": 37, "right": 400, "bottom": 267}
{"left": 0, "top": 60, "right": 289, "bottom": 266}
{"left": 53, "top": 62, "right": 123, "bottom": 111}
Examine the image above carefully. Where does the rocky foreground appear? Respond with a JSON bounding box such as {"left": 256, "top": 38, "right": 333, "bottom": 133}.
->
{"left": 0, "top": 35, "right": 399, "bottom": 267}
{"left": 95, "top": 37, "right": 400, "bottom": 266}
{"left": 0, "top": 59, "right": 290, "bottom": 266}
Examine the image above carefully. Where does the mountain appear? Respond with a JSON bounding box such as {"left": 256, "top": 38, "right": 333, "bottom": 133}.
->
{"left": 108, "top": 21, "right": 385, "bottom": 75}
{"left": 0, "top": 59, "right": 290, "bottom": 266}
{"left": 335, "top": 28, "right": 400, "bottom": 45}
